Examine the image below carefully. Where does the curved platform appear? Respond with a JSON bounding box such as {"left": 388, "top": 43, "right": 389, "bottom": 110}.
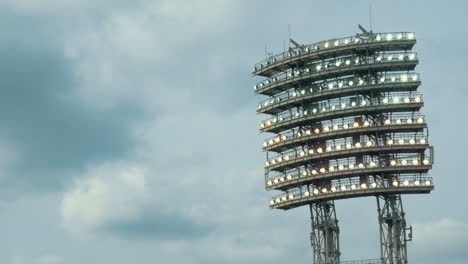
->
{"left": 253, "top": 32, "right": 416, "bottom": 77}
{"left": 258, "top": 80, "right": 420, "bottom": 115}
{"left": 269, "top": 177, "right": 433, "bottom": 210}
{"left": 265, "top": 143, "right": 429, "bottom": 172}
{"left": 261, "top": 101, "right": 423, "bottom": 134}
{"left": 267, "top": 164, "right": 432, "bottom": 191}
{"left": 263, "top": 122, "right": 426, "bottom": 152}
{"left": 255, "top": 57, "right": 418, "bottom": 96}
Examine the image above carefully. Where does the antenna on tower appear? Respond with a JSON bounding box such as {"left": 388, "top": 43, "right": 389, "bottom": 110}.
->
{"left": 369, "top": 4, "right": 373, "bottom": 31}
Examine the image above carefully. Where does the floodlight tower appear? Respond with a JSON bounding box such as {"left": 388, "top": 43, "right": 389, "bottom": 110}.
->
{"left": 253, "top": 26, "right": 433, "bottom": 264}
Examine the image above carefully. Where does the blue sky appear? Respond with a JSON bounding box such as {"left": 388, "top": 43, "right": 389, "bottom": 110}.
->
{"left": 0, "top": 0, "right": 467, "bottom": 263}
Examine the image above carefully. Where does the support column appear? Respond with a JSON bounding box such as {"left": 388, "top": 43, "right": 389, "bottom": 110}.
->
{"left": 309, "top": 201, "right": 340, "bottom": 264}
{"left": 377, "top": 194, "right": 410, "bottom": 264}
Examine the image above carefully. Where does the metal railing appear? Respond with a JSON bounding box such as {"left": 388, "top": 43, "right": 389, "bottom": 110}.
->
{"left": 253, "top": 32, "right": 415, "bottom": 71}
{"left": 257, "top": 72, "right": 420, "bottom": 111}
{"left": 340, "top": 259, "right": 382, "bottom": 264}
{"left": 254, "top": 51, "right": 418, "bottom": 92}
{"left": 260, "top": 94, "right": 423, "bottom": 129}
{"left": 262, "top": 114, "right": 426, "bottom": 149}
{"left": 264, "top": 136, "right": 429, "bottom": 169}
{"left": 266, "top": 156, "right": 432, "bottom": 188}
{"left": 269, "top": 175, "right": 433, "bottom": 206}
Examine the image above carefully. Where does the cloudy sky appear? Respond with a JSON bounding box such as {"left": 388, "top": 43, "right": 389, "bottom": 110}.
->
{"left": 0, "top": 0, "right": 467, "bottom": 263}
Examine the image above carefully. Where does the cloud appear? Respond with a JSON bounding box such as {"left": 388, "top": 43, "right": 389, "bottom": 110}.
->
{"left": 411, "top": 218, "right": 468, "bottom": 263}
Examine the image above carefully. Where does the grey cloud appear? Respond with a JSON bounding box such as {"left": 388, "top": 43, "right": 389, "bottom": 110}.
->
{"left": 0, "top": 10, "right": 145, "bottom": 195}
{"left": 104, "top": 210, "right": 213, "bottom": 241}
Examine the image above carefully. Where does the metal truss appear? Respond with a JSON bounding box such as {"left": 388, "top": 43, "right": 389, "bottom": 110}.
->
{"left": 376, "top": 194, "right": 412, "bottom": 264}
{"left": 309, "top": 201, "right": 341, "bottom": 264}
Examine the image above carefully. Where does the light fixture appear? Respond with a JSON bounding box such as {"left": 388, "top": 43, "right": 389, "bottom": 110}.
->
{"left": 281, "top": 135, "right": 287, "bottom": 141}
{"left": 339, "top": 164, "right": 344, "bottom": 170}
{"left": 274, "top": 137, "right": 281, "bottom": 143}
{"left": 355, "top": 142, "right": 362, "bottom": 148}
{"left": 305, "top": 191, "right": 310, "bottom": 197}
{"left": 412, "top": 75, "right": 418, "bottom": 81}
{"left": 407, "top": 118, "right": 413, "bottom": 124}
{"left": 260, "top": 123, "right": 265, "bottom": 128}
{"left": 392, "top": 181, "right": 399, "bottom": 187}
{"left": 270, "top": 200, "right": 275, "bottom": 205}
{"left": 399, "top": 139, "right": 405, "bottom": 144}
{"left": 326, "top": 146, "right": 333, "bottom": 152}
{"left": 425, "top": 180, "right": 431, "bottom": 186}
{"left": 331, "top": 186, "right": 337, "bottom": 192}
{"left": 274, "top": 179, "right": 279, "bottom": 184}
{"left": 287, "top": 174, "right": 293, "bottom": 180}
{"left": 282, "top": 196, "right": 287, "bottom": 201}
{"left": 263, "top": 142, "right": 268, "bottom": 147}
{"left": 358, "top": 163, "right": 364, "bottom": 168}
{"left": 302, "top": 171, "right": 308, "bottom": 176}
{"left": 423, "top": 159, "right": 430, "bottom": 165}
{"left": 397, "top": 33, "right": 403, "bottom": 40}
{"left": 288, "top": 194, "right": 294, "bottom": 199}
{"left": 341, "top": 185, "right": 347, "bottom": 191}
{"left": 335, "top": 61, "right": 341, "bottom": 67}
{"left": 324, "top": 126, "right": 330, "bottom": 132}
{"left": 312, "top": 169, "right": 317, "bottom": 175}
{"left": 265, "top": 161, "right": 270, "bottom": 166}
{"left": 414, "top": 180, "right": 420, "bottom": 186}
{"left": 387, "top": 55, "right": 393, "bottom": 61}
{"left": 408, "top": 33, "right": 415, "bottom": 39}
{"left": 317, "top": 147, "right": 323, "bottom": 153}
{"left": 328, "top": 83, "right": 334, "bottom": 89}
{"left": 343, "top": 124, "right": 349, "bottom": 129}
{"left": 349, "top": 164, "right": 355, "bottom": 169}
{"left": 404, "top": 97, "right": 410, "bottom": 103}
{"left": 409, "top": 139, "right": 416, "bottom": 144}
{"left": 316, "top": 65, "right": 322, "bottom": 71}
{"left": 390, "top": 160, "right": 397, "bottom": 166}
{"left": 377, "top": 56, "right": 382, "bottom": 61}
{"left": 412, "top": 159, "right": 419, "bottom": 165}
{"left": 329, "top": 166, "right": 335, "bottom": 172}
{"left": 370, "top": 161, "right": 377, "bottom": 167}
{"left": 338, "top": 82, "right": 344, "bottom": 88}
{"left": 314, "top": 128, "right": 320, "bottom": 134}
{"left": 351, "top": 184, "right": 357, "bottom": 190}
{"left": 275, "top": 198, "right": 281, "bottom": 203}
{"left": 394, "top": 97, "right": 401, "bottom": 103}
{"left": 398, "top": 55, "right": 404, "bottom": 61}
{"left": 376, "top": 35, "right": 381, "bottom": 41}
{"left": 346, "top": 59, "right": 351, "bottom": 65}
{"left": 306, "top": 129, "right": 312, "bottom": 136}
{"left": 333, "top": 125, "right": 339, "bottom": 130}
{"left": 361, "top": 100, "right": 367, "bottom": 106}
{"left": 308, "top": 149, "right": 315, "bottom": 155}
{"left": 396, "top": 119, "right": 402, "bottom": 125}
{"left": 371, "top": 182, "right": 377, "bottom": 188}
{"left": 401, "top": 75, "right": 408, "bottom": 82}
{"left": 415, "top": 96, "right": 421, "bottom": 103}
{"left": 361, "top": 183, "right": 367, "bottom": 189}
{"left": 409, "top": 53, "right": 416, "bottom": 60}
{"left": 366, "top": 141, "right": 373, "bottom": 147}
{"left": 385, "top": 119, "right": 391, "bottom": 125}
{"left": 314, "top": 188, "right": 319, "bottom": 195}
{"left": 351, "top": 102, "right": 357, "bottom": 107}
{"left": 280, "top": 176, "right": 285, "bottom": 182}
{"left": 346, "top": 143, "right": 352, "bottom": 149}
{"left": 417, "top": 117, "right": 424, "bottom": 124}
{"left": 320, "top": 168, "right": 326, "bottom": 173}
{"left": 267, "top": 181, "right": 273, "bottom": 186}
{"left": 386, "top": 34, "right": 393, "bottom": 41}
{"left": 277, "top": 156, "right": 283, "bottom": 162}
{"left": 403, "top": 180, "right": 409, "bottom": 186}
{"left": 324, "top": 42, "right": 329, "bottom": 48}
{"left": 341, "top": 103, "right": 346, "bottom": 109}
{"left": 402, "top": 160, "right": 408, "bottom": 165}
{"left": 388, "top": 139, "right": 394, "bottom": 145}
{"left": 300, "top": 151, "right": 305, "bottom": 157}
{"left": 420, "top": 138, "right": 427, "bottom": 144}
{"left": 353, "top": 122, "right": 360, "bottom": 128}
{"left": 313, "top": 108, "right": 317, "bottom": 114}
{"left": 336, "top": 145, "right": 342, "bottom": 151}
{"left": 322, "top": 188, "right": 328, "bottom": 193}
{"left": 349, "top": 80, "right": 354, "bottom": 86}
{"left": 359, "top": 79, "right": 364, "bottom": 85}
{"left": 271, "top": 159, "right": 276, "bottom": 165}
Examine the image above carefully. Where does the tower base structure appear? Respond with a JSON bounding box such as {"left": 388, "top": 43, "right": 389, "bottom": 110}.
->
{"left": 310, "top": 201, "right": 341, "bottom": 264}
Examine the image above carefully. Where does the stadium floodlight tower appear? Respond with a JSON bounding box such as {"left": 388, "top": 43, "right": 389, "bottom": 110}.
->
{"left": 252, "top": 25, "right": 434, "bottom": 264}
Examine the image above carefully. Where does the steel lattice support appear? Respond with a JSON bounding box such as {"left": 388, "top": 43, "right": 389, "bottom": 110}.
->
{"left": 377, "top": 194, "right": 411, "bottom": 264}
{"left": 309, "top": 201, "right": 340, "bottom": 264}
